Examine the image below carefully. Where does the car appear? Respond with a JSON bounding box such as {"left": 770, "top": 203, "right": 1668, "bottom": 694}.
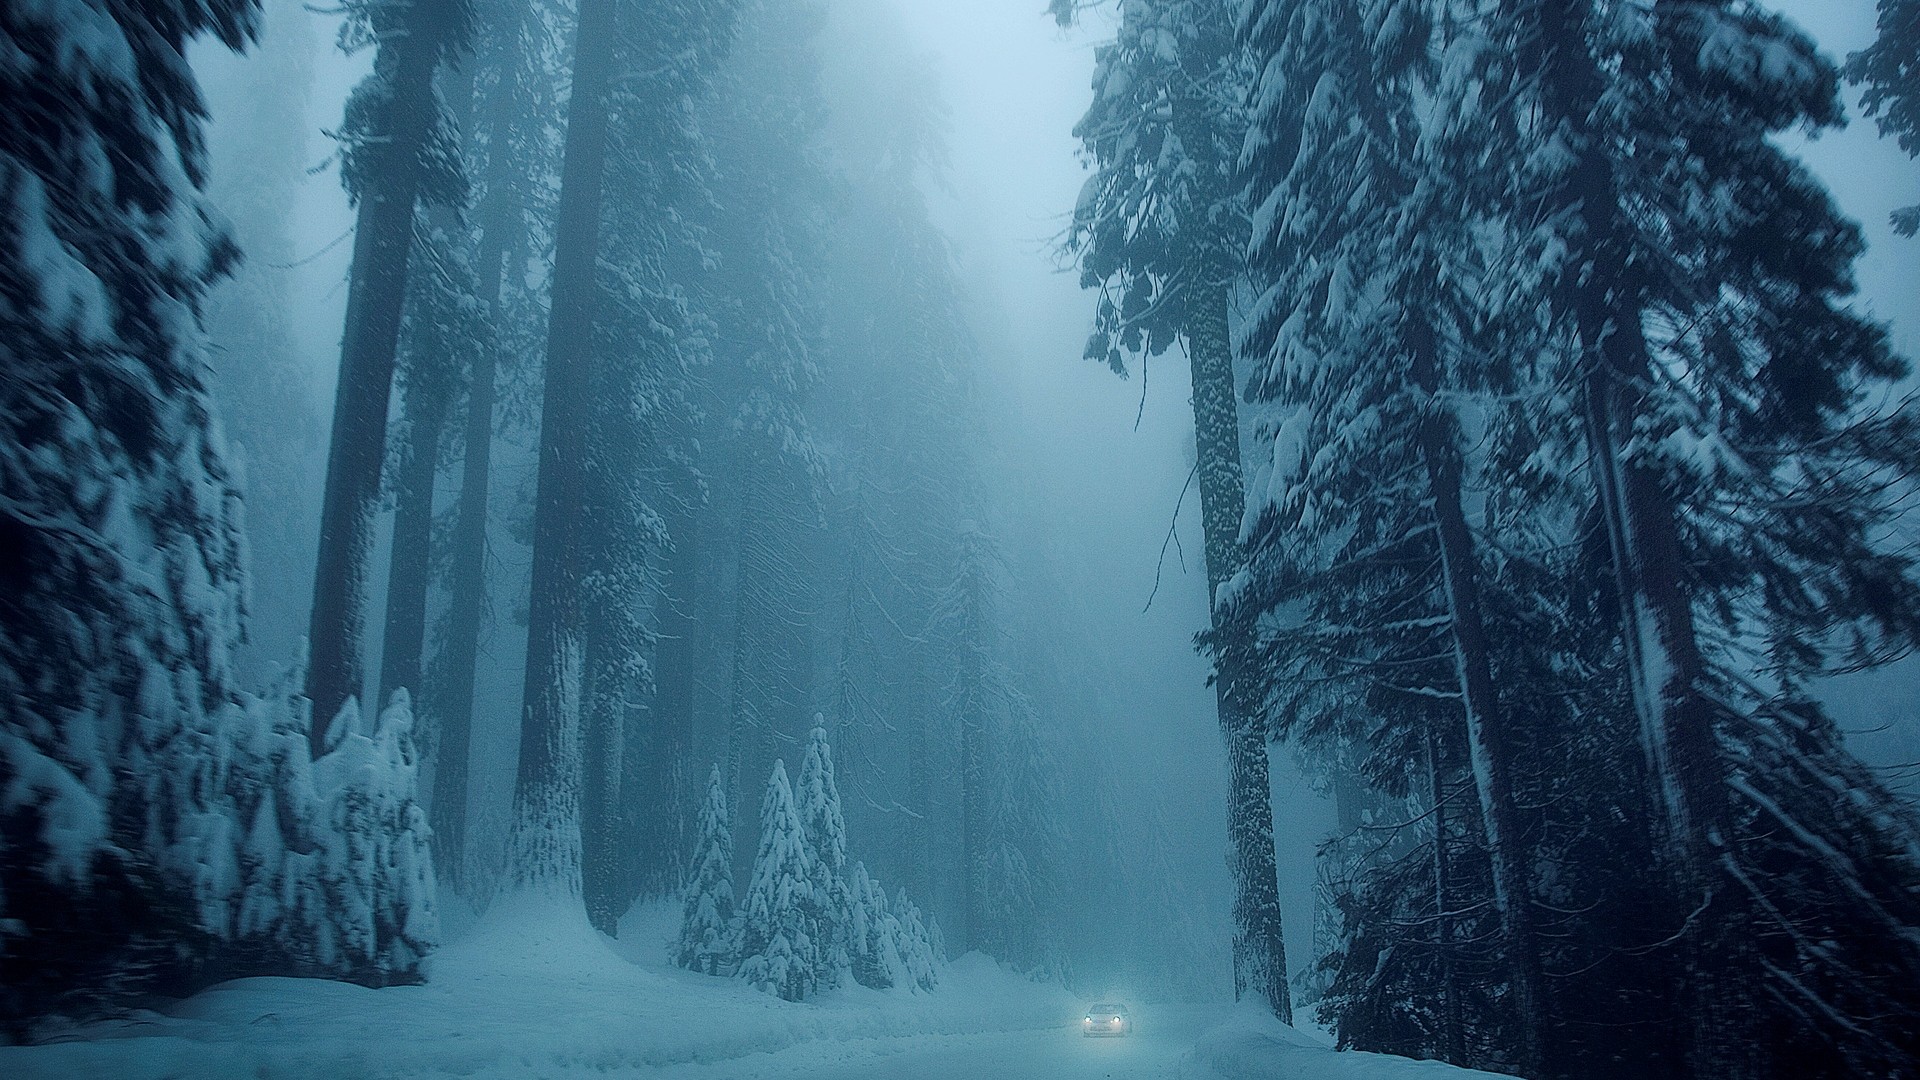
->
{"left": 1082, "top": 1002, "right": 1130, "bottom": 1037}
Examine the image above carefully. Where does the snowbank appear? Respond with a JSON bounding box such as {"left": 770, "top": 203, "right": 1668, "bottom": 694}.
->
{"left": 1180, "top": 1002, "right": 1518, "bottom": 1080}
{"left": 0, "top": 898, "right": 1077, "bottom": 1080}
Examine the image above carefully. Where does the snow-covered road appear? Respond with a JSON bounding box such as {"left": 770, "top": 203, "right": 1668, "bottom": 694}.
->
{"left": 645, "top": 1004, "right": 1220, "bottom": 1080}
{"left": 0, "top": 908, "right": 1510, "bottom": 1080}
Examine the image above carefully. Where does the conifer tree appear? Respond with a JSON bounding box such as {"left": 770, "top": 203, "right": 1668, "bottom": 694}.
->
{"left": 737, "top": 759, "right": 822, "bottom": 1000}
{"left": 0, "top": 0, "right": 257, "bottom": 1024}
{"left": 1477, "top": 5, "right": 1920, "bottom": 1073}
{"left": 795, "top": 724, "right": 851, "bottom": 982}
{"left": 304, "top": 0, "right": 468, "bottom": 750}
{"left": 1063, "top": 0, "right": 1290, "bottom": 1018}
{"left": 1234, "top": 2, "right": 1549, "bottom": 1068}
{"left": 1849, "top": 0, "right": 1920, "bottom": 234}
{"left": 510, "top": 0, "right": 620, "bottom": 897}
{"left": 675, "top": 765, "right": 737, "bottom": 975}
{"left": 847, "top": 862, "right": 905, "bottom": 990}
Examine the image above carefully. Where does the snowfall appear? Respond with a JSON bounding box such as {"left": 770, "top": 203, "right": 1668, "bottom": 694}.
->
{"left": 1, "top": 899, "right": 1513, "bottom": 1080}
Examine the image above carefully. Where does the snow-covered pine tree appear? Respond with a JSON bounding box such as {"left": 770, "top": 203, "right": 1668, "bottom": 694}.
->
{"left": 304, "top": 0, "right": 469, "bottom": 752}
{"left": 1233, "top": 1, "right": 1550, "bottom": 1069}
{"left": 1849, "top": 0, "right": 1920, "bottom": 234}
{"left": 0, "top": 0, "right": 256, "bottom": 1025}
{"left": 737, "top": 759, "right": 822, "bottom": 1000}
{"left": 282, "top": 691, "right": 439, "bottom": 982}
{"left": 847, "top": 862, "right": 905, "bottom": 989}
{"left": 1062, "top": 0, "right": 1289, "bottom": 1019}
{"left": 893, "top": 887, "right": 938, "bottom": 993}
{"left": 1424, "top": 2, "right": 1920, "bottom": 1074}
{"left": 795, "top": 724, "right": 851, "bottom": 983}
{"left": 675, "top": 765, "right": 737, "bottom": 974}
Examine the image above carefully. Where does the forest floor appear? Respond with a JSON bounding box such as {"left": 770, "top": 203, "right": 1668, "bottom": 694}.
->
{"left": 0, "top": 900, "right": 1511, "bottom": 1080}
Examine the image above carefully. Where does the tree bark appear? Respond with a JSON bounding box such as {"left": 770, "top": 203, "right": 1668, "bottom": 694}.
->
{"left": 305, "top": 0, "right": 460, "bottom": 754}
{"left": 1412, "top": 319, "right": 1546, "bottom": 1077}
{"left": 1425, "top": 722, "right": 1465, "bottom": 1066}
{"left": 378, "top": 393, "right": 444, "bottom": 716}
{"left": 635, "top": 509, "right": 704, "bottom": 897}
{"left": 581, "top": 630, "right": 627, "bottom": 932}
{"left": 957, "top": 585, "right": 986, "bottom": 953}
{"left": 1532, "top": 3, "right": 1755, "bottom": 1073}
{"left": 509, "top": 0, "right": 618, "bottom": 895}
{"left": 1188, "top": 278, "right": 1293, "bottom": 1023}
{"left": 431, "top": 44, "right": 519, "bottom": 890}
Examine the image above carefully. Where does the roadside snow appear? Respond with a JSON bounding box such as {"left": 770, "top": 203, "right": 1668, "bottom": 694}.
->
{"left": 1180, "top": 1001, "right": 1519, "bottom": 1080}
{"left": 0, "top": 897, "right": 1078, "bottom": 1080}
{"left": 2, "top": 901, "right": 1513, "bottom": 1080}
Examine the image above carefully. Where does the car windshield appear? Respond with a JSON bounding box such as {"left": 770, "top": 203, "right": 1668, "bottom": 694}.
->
{"left": 1090, "top": 1004, "right": 1123, "bottom": 1013}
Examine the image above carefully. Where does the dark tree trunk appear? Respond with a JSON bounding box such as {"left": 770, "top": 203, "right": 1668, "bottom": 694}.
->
{"left": 581, "top": 630, "right": 627, "bottom": 932}
{"left": 509, "top": 0, "right": 618, "bottom": 894}
{"left": 957, "top": 620, "right": 985, "bottom": 953}
{"left": 1426, "top": 722, "right": 1465, "bottom": 1066}
{"left": 305, "top": 0, "right": 461, "bottom": 754}
{"left": 1526, "top": 4, "right": 1755, "bottom": 1074}
{"left": 1189, "top": 279, "right": 1292, "bottom": 1023}
{"left": 431, "top": 44, "right": 519, "bottom": 890}
{"left": 637, "top": 512, "right": 704, "bottom": 896}
{"left": 1413, "top": 320, "right": 1547, "bottom": 1077}
{"left": 378, "top": 392, "right": 445, "bottom": 716}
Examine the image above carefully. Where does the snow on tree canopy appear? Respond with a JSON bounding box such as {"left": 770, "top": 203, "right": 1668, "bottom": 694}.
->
{"left": 795, "top": 722, "right": 850, "bottom": 982}
{"left": 0, "top": 0, "right": 256, "bottom": 1022}
{"left": 736, "top": 758, "right": 822, "bottom": 1001}
{"left": 674, "top": 765, "right": 737, "bottom": 976}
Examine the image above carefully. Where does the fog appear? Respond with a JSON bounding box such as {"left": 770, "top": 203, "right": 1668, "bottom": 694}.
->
{"left": 6, "top": 0, "right": 1920, "bottom": 1075}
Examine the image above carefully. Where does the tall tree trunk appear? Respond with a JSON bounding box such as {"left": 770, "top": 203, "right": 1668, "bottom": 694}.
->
{"left": 581, "top": 628, "right": 627, "bottom": 932}
{"left": 1413, "top": 320, "right": 1547, "bottom": 1077}
{"left": 509, "top": 0, "right": 618, "bottom": 895}
{"left": 1578, "top": 299, "right": 1752, "bottom": 1078}
{"left": 1188, "top": 279, "right": 1292, "bottom": 1022}
{"left": 637, "top": 511, "right": 703, "bottom": 896}
{"left": 1532, "top": 5, "right": 1754, "bottom": 1073}
{"left": 378, "top": 393, "right": 445, "bottom": 715}
{"left": 305, "top": 0, "right": 461, "bottom": 753}
{"left": 1426, "top": 722, "right": 1465, "bottom": 1066}
{"left": 431, "top": 47, "right": 519, "bottom": 890}
{"left": 957, "top": 620, "right": 985, "bottom": 953}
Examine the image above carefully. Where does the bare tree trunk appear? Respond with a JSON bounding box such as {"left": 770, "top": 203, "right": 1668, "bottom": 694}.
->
{"left": 1414, "top": 320, "right": 1546, "bottom": 1077}
{"left": 432, "top": 56, "right": 519, "bottom": 889}
{"left": 1426, "top": 723, "right": 1465, "bottom": 1066}
{"left": 636, "top": 510, "right": 703, "bottom": 897}
{"left": 305, "top": 0, "right": 461, "bottom": 753}
{"left": 378, "top": 393, "right": 445, "bottom": 715}
{"left": 957, "top": 612, "right": 985, "bottom": 953}
{"left": 508, "top": 0, "right": 618, "bottom": 895}
{"left": 581, "top": 630, "right": 627, "bottom": 932}
{"left": 1189, "top": 279, "right": 1292, "bottom": 1023}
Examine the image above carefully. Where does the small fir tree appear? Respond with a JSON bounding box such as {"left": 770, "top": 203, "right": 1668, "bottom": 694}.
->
{"left": 847, "top": 862, "right": 906, "bottom": 990}
{"left": 675, "top": 765, "right": 738, "bottom": 975}
{"left": 795, "top": 723, "right": 850, "bottom": 983}
{"left": 737, "top": 759, "right": 821, "bottom": 1001}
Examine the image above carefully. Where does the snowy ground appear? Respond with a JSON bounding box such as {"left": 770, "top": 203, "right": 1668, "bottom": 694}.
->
{"left": 1, "top": 900, "right": 1512, "bottom": 1080}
